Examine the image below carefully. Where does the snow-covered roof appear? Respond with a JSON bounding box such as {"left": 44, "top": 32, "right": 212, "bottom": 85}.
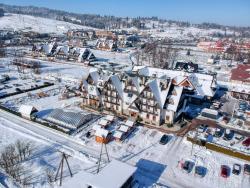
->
{"left": 98, "top": 119, "right": 109, "bottom": 126}
{"left": 46, "top": 109, "right": 92, "bottom": 130}
{"left": 113, "top": 131, "right": 124, "bottom": 139}
{"left": 18, "top": 105, "right": 37, "bottom": 116}
{"left": 92, "top": 124, "right": 102, "bottom": 131}
{"left": 105, "top": 115, "right": 115, "bottom": 122}
{"left": 111, "top": 75, "right": 124, "bottom": 100}
{"left": 55, "top": 46, "right": 69, "bottom": 55}
{"left": 148, "top": 79, "right": 171, "bottom": 109}
{"left": 166, "top": 86, "right": 183, "bottom": 112}
{"left": 42, "top": 43, "right": 54, "bottom": 55}
{"left": 201, "top": 108, "right": 218, "bottom": 116}
{"left": 119, "top": 125, "right": 130, "bottom": 132}
{"left": 95, "top": 128, "right": 109, "bottom": 138}
{"left": 87, "top": 160, "right": 137, "bottom": 188}
{"left": 125, "top": 119, "right": 134, "bottom": 127}
{"left": 134, "top": 66, "right": 215, "bottom": 97}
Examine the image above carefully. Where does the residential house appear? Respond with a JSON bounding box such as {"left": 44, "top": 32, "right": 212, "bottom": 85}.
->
{"left": 96, "top": 39, "right": 117, "bottom": 51}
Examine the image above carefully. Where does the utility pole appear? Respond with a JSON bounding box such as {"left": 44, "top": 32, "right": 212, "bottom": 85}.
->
{"left": 55, "top": 152, "right": 73, "bottom": 186}
{"left": 97, "top": 136, "right": 110, "bottom": 174}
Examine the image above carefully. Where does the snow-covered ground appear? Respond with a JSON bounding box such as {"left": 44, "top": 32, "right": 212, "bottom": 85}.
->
{"left": 0, "top": 109, "right": 249, "bottom": 188}
{"left": 0, "top": 13, "right": 93, "bottom": 34}
{"left": 0, "top": 115, "right": 98, "bottom": 188}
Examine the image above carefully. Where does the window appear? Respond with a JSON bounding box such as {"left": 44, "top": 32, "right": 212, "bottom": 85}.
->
{"left": 166, "top": 116, "right": 170, "bottom": 121}
{"left": 153, "top": 116, "right": 156, "bottom": 121}
{"left": 169, "top": 98, "right": 174, "bottom": 105}
{"left": 146, "top": 114, "right": 150, "bottom": 119}
{"left": 172, "top": 89, "right": 177, "bottom": 96}
{"left": 116, "top": 105, "right": 119, "bottom": 110}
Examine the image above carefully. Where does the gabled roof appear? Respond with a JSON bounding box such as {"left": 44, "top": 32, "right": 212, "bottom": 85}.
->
{"left": 165, "top": 86, "right": 183, "bottom": 112}
{"left": 95, "top": 128, "right": 109, "bottom": 138}
{"left": 148, "top": 78, "right": 171, "bottom": 109}
{"left": 113, "top": 131, "right": 124, "bottom": 139}
{"left": 18, "top": 105, "right": 37, "bottom": 116}
{"left": 125, "top": 119, "right": 135, "bottom": 127}
{"left": 134, "top": 66, "right": 215, "bottom": 97}
{"left": 110, "top": 74, "right": 124, "bottom": 100}
{"left": 42, "top": 43, "right": 55, "bottom": 55}
{"left": 118, "top": 125, "right": 130, "bottom": 132}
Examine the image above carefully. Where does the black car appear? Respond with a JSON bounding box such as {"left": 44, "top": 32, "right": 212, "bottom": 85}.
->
{"left": 182, "top": 161, "right": 194, "bottom": 173}
{"left": 214, "top": 128, "right": 224, "bottom": 138}
{"left": 197, "top": 124, "right": 208, "bottom": 133}
{"left": 159, "top": 134, "right": 170, "bottom": 145}
{"left": 244, "top": 164, "right": 250, "bottom": 175}
{"left": 85, "top": 131, "right": 92, "bottom": 138}
{"left": 223, "top": 129, "right": 234, "bottom": 141}
{"left": 232, "top": 164, "right": 241, "bottom": 175}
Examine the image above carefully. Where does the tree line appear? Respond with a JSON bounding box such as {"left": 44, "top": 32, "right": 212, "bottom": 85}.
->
{"left": 1, "top": 3, "right": 249, "bottom": 33}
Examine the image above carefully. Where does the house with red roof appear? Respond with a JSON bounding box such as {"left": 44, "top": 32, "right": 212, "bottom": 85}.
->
{"left": 230, "top": 64, "right": 250, "bottom": 101}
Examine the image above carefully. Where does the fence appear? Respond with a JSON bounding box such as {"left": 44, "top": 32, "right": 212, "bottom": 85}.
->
{"left": 187, "top": 136, "right": 250, "bottom": 161}
{"left": 0, "top": 82, "right": 54, "bottom": 99}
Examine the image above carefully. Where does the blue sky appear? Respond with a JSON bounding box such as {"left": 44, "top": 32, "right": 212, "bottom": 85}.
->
{"left": 1, "top": 0, "right": 250, "bottom": 26}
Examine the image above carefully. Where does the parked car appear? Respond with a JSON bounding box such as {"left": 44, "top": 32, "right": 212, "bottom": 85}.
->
{"left": 223, "top": 129, "right": 234, "bottom": 141}
{"left": 244, "top": 164, "right": 250, "bottom": 175}
{"left": 205, "top": 128, "right": 214, "bottom": 138}
{"left": 234, "top": 134, "right": 245, "bottom": 142}
{"left": 214, "top": 128, "right": 224, "bottom": 138}
{"left": 85, "top": 131, "right": 92, "bottom": 138}
{"left": 242, "top": 137, "right": 250, "bottom": 147}
{"left": 159, "top": 134, "right": 170, "bottom": 145}
{"left": 239, "top": 101, "right": 248, "bottom": 111}
{"left": 182, "top": 161, "right": 194, "bottom": 173}
{"left": 15, "top": 88, "right": 22, "bottom": 92}
{"left": 221, "top": 165, "right": 230, "bottom": 178}
{"left": 232, "top": 164, "right": 241, "bottom": 175}
{"left": 195, "top": 166, "right": 207, "bottom": 177}
{"left": 197, "top": 124, "right": 208, "bottom": 133}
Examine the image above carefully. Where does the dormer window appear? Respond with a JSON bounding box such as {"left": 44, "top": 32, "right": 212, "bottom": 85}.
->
{"left": 172, "top": 89, "right": 177, "bottom": 96}
{"left": 169, "top": 98, "right": 174, "bottom": 105}
{"left": 128, "top": 93, "right": 133, "bottom": 98}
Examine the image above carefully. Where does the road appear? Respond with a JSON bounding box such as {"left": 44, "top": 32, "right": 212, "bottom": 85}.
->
{"left": 0, "top": 109, "right": 102, "bottom": 160}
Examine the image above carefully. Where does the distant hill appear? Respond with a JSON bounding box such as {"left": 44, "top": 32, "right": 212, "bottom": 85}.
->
{"left": 0, "top": 13, "right": 93, "bottom": 34}
{"left": 0, "top": 3, "right": 249, "bottom": 33}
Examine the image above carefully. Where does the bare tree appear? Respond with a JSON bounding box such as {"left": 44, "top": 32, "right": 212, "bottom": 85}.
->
{"left": 137, "top": 41, "right": 179, "bottom": 69}
{"left": 46, "top": 168, "right": 56, "bottom": 185}
{"left": 0, "top": 140, "right": 35, "bottom": 185}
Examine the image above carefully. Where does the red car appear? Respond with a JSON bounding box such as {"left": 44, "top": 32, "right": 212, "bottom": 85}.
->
{"left": 221, "top": 165, "right": 230, "bottom": 178}
{"left": 242, "top": 137, "right": 250, "bottom": 147}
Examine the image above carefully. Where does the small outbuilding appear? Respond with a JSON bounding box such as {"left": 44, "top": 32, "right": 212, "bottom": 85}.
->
{"left": 18, "top": 105, "right": 38, "bottom": 120}
{"left": 105, "top": 115, "right": 115, "bottom": 122}
{"left": 113, "top": 131, "right": 124, "bottom": 142}
{"left": 92, "top": 124, "right": 102, "bottom": 132}
{"left": 118, "top": 125, "right": 130, "bottom": 133}
{"left": 124, "top": 119, "right": 135, "bottom": 128}
{"left": 95, "top": 128, "right": 110, "bottom": 143}
{"left": 98, "top": 119, "right": 109, "bottom": 128}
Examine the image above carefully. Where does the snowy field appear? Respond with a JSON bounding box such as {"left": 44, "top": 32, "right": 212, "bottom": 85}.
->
{"left": 92, "top": 48, "right": 133, "bottom": 66}
{"left": 0, "top": 13, "right": 93, "bottom": 34}
{"left": 142, "top": 20, "right": 237, "bottom": 40}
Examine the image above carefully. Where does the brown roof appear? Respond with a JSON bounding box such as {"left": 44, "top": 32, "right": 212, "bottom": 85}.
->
{"left": 231, "top": 64, "right": 250, "bottom": 83}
